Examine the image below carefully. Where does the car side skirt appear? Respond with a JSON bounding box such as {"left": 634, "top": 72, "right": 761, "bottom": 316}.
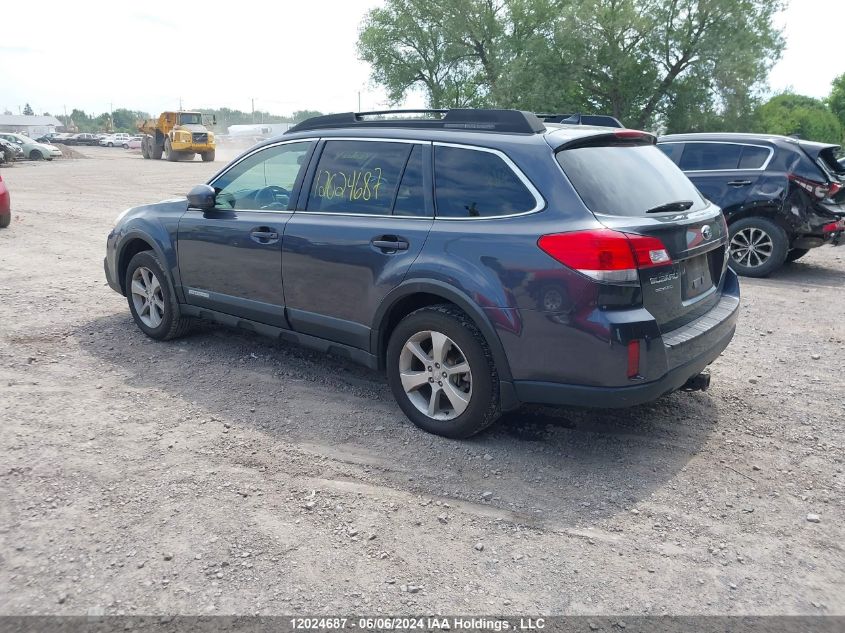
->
{"left": 179, "top": 304, "right": 379, "bottom": 370}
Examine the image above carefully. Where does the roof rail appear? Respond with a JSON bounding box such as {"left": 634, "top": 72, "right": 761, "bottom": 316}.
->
{"left": 537, "top": 113, "right": 624, "bottom": 128}
{"left": 286, "top": 109, "right": 547, "bottom": 135}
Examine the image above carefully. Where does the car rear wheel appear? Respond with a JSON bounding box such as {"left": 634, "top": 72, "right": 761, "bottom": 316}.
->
{"left": 125, "top": 251, "right": 192, "bottom": 340}
{"left": 386, "top": 304, "right": 500, "bottom": 439}
{"left": 728, "top": 217, "right": 788, "bottom": 277}
{"left": 785, "top": 248, "right": 810, "bottom": 264}
{"left": 0, "top": 213, "right": 10, "bottom": 228}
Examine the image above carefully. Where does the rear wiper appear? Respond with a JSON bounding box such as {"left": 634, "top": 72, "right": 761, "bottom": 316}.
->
{"left": 646, "top": 200, "right": 694, "bottom": 214}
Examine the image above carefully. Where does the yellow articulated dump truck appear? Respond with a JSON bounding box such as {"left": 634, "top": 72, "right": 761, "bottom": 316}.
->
{"left": 137, "top": 111, "right": 216, "bottom": 162}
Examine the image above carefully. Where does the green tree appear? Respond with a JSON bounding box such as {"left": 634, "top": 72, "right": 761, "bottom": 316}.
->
{"left": 291, "top": 110, "right": 324, "bottom": 122}
{"left": 755, "top": 93, "right": 842, "bottom": 143}
{"left": 23, "top": 103, "right": 34, "bottom": 115}
{"left": 358, "top": 0, "right": 785, "bottom": 129}
{"left": 828, "top": 72, "right": 845, "bottom": 132}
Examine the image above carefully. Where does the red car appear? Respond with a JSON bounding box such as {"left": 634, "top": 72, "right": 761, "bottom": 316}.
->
{"left": 0, "top": 173, "right": 10, "bottom": 228}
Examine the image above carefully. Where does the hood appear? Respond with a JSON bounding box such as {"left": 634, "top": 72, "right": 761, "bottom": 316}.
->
{"left": 174, "top": 124, "right": 209, "bottom": 133}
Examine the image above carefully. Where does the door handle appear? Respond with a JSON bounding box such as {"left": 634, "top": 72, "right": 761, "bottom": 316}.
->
{"left": 250, "top": 227, "right": 279, "bottom": 244}
{"left": 727, "top": 180, "right": 752, "bottom": 187}
{"left": 371, "top": 236, "right": 410, "bottom": 251}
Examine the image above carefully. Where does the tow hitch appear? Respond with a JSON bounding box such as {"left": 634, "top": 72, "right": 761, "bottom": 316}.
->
{"left": 681, "top": 371, "right": 711, "bottom": 392}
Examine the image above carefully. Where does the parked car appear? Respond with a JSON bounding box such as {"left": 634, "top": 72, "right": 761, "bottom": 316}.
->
{"left": 0, "top": 133, "right": 62, "bottom": 161}
{"left": 0, "top": 172, "right": 10, "bottom": 228}
{"left": 101, "top": 133, "right": 132, "bottom": 148}
{"left": 127, "top": 136, "right": 143, "bottom": 150}
{"left": 658, "top": 133, "right": 845, "bottom": 276}
{"left": 66, "top": 133, "right": 101, "bottom": 146}
{"left": 105, "top": 109, "right": 739, "bottom": 438}
{"left": 0, "top": 138, "right": 24, "bottom": 164}
{"left": 49, "top": 133, "right": 73, "bottom": 144}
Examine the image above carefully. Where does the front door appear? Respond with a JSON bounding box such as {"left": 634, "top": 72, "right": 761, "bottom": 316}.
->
{"left": 177, "top": 140, "right": 315, "bottom": 326}
{"left": 282, "top": 139, "right": 433, "bottom": 349}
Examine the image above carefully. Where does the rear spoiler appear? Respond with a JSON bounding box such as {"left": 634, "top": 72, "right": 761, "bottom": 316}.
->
{"left": 537, "top": 113, "right": 624, "bottom": 128}
{"left": 552, "top": 129, "right": 656, "bottom": 152}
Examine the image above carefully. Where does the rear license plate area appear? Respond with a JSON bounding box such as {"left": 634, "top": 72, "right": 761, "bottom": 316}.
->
{"left": 681, "top": 254, "right": 713, "bottom": 300}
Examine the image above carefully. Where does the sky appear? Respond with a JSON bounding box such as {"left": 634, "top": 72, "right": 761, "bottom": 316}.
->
{"left": 0, "top": 0, "right": 843, "bottom": 120}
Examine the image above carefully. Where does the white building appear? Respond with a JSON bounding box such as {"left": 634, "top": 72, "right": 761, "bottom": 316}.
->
{"left": 0, "top": 114, "right": 65, "bottom": 137}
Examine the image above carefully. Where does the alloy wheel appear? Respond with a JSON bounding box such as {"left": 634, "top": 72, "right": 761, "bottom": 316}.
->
{"left": 398, "top": 330, "right": 472, "bottom": 421}
{"left": 130, "top": 266, "right": 165, "bottom": 328}
{"left": 730, "top": 227, "right": 774, "bottom": 268}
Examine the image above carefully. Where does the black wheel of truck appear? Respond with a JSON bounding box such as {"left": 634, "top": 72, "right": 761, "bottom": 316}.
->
{"left": 151, "top": 142, "right": 163, "bottom": 160}
{"left": 201, "top": 150, "right": 215, "bottom": 162}
{"left": 728, "top": 217, "right": 788, "bottom": 278}
{"left": 141, "top": 138, "right": 150, "bottom": 159}
{"left": 386, "top": 304, "right": 500, "bottom": 439}
{"left": 165, "top": 139, "right": 178, "bottom": 162}
{"left": 125, "top": 251, "right": 192, "bottom": 341}
{"left": 785, "top": 248, "right": 810, "bottom": 264}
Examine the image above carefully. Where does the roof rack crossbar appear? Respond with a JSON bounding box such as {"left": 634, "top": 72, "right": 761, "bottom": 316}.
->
{"left": 286, "top": 109, "right": 547, "bottom": 135}
{"left": 538, "top": 113, "right": 624, "bottom": 128}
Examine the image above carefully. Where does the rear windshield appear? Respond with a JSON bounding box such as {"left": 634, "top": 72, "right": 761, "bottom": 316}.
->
{"left": 817, "top": 147, "right": 845, "bottom": 177}
{"left": 556, "top": 144, "right": 708, "bottom": 216}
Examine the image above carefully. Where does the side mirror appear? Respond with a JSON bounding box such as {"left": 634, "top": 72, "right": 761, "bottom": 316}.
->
{"left": 187, "top": 184, "right": 216, "bottom": 210}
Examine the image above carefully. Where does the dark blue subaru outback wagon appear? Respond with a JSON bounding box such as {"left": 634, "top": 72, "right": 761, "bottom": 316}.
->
{"left": 105, "top": 109, "right": 740, "bottom": 438}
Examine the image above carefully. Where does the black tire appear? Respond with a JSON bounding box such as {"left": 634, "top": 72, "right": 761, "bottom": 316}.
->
{"left": 727, "top": 217, "right": 788, "bottom": 278}
{"left": 386, "top": 304, "right": 500, "bottom": 439}
{"left": 0, "top": 213, "right": 10, "bottom": 228}
{"left": 124, "top": 250, "right": 192, "bottom": 341}
{"left": 141, "top": 138, "right": 150, "bottom": 159}
{"left": 122, "top": 143, "right": 129, "bottom": 149}
{"left": 165, "top": 139, "right": 178, "bottom": 162}
{"left": 201, "top": 150, "right": 215, "bottom": 162}
{"left": 29, "top": 150, "right": 43, "bottom": 161}
{"left": 785, "top": 248, "right": 810, "bottom": 264}
{"left": 107, "top": 142, "right": 114, "bottom": 147}
{"left": 151, "top": 142, "right": 163, "bottom": 160}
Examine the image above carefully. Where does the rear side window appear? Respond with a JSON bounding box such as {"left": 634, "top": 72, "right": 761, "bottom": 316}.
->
{"left": 393, "top": 145, "right": 427, "bottom": 217}
{"left": 679, "top": 143, "right": 741, "bottom": 170}
{"left": 556, "top": 144, "right": 707, "bottom": 217}
{"left": 434, "top": 145, "right": 536, "bottom": 218}
{"left": 738, "top": 145, "right": 771, "bottom": 169}
{"left": 307, "top": 140, "right": 410, "bottom": 215}
{"left": 657, "top": 142, "right": 684, "bottom": 164}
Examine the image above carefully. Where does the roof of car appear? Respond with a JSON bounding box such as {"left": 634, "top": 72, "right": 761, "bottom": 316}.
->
{"left": 658, "top": 132, "right": 840, "bottom": 151}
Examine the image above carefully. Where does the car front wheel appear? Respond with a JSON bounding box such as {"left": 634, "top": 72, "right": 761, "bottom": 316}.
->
{"left": 125, "top": 251, "right": 192, "bottom": 340}
{"left": 386, "top": 305, "right": 500, "bottom": 438}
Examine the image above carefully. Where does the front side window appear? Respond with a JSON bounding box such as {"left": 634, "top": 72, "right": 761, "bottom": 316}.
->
{"left": 213, "top": 141, "right": 312, "bottom": 210}
{"left": 434, "top": 145, "right": 536, "bottom": 218}
{"left": 306, "top": 140, "right": 411, "bottom": 215}
{"left": 679, "top": 143, "right": 742, "bottom": 171}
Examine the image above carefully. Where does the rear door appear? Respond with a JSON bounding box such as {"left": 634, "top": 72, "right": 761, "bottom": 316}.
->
{"left": 556, "top": 139, "right": 728, "bottom": 332}
{"left": 282, "top": 138, "right": 434, "bottom": 349}
{"left": 676, "top": 142, "right": 771, "bottom": 218}
{"left": 177, "top": 139, "right": 315, "bottom": 326}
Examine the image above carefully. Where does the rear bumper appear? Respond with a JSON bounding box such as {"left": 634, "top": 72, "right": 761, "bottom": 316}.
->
{"left": 513, "top": 272, "right": 740, "bottom": 409}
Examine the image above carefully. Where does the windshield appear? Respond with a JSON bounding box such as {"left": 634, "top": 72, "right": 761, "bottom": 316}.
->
{"left": 179, "top": 113, "right": 202, "bottom": 125}
{"left": 556, "top": 144, "right": 708, "bottom": 216}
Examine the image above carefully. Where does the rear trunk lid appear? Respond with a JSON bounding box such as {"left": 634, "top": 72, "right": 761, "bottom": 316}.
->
{"left": 554, "top": 133, "right": 728, "bottom": 331}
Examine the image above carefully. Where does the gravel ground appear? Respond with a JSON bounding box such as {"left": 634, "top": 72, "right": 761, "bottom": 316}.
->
{"left": 1, "top": 147, "right": 843, "bottom": 616}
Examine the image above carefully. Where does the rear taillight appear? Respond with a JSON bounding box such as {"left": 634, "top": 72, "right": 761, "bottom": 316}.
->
{"left": 789, "top": 173, "right": 841, "bottom": 200}
{"left": 537, "top": 228, "right": 672, "bottom": 284}
{"left": 822, "top": 219, "right": 845, "bottom": 233}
